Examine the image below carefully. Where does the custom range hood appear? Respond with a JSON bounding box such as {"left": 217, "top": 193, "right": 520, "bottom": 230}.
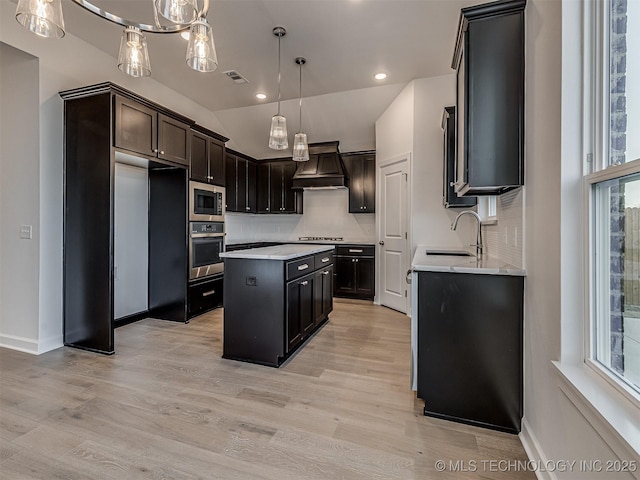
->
{"left": 291, "top": 141, "right": 349, "bottom": 189}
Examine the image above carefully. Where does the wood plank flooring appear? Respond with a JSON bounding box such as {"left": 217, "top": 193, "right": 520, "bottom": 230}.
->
{"left": 0, "top": 300, "right": 535, "bottom": 479}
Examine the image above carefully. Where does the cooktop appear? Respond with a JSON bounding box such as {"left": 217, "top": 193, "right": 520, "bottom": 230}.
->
{"left": 298, "top": 236, "right": 344, "bottom": 242}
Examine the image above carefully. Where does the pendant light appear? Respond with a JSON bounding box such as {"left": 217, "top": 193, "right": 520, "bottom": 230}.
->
{"left": 292, "top": 57, "right": 309, "bottom": 162}
{"left": 14, "top": 0, "right": 215, "bottom": 77}
{"left": 269, "top": 27, "right": 288, "bottom": 150}
{"left": 15, "top": 0, "right": 65, "bottom": 39}
{"left": 155, "top": 0, "right": 197, "bottom": 24}
{"left": 186, "top": 18, "right": 218, "bottom": 72}
{"left": 117, "top": 26, "right": 152, "bottom": 78}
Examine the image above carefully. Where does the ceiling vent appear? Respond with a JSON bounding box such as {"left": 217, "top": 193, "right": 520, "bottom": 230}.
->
{"left": 223, "top": 70, "right": 249, "bottom": 84}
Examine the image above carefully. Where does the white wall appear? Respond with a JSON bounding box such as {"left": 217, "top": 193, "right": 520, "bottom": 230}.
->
{"left": 519, "top": 0, "right": 635, "bottom": 476}
{"left": 114, "top": 163, "right": 149, "bottom": 319}
{"left": 0, "top": 1, "right": 231, "bottom": 354}
{"left": 0, "top": 43, "right": 41, "bottom": 352}
{"left": 376, "top": 78, "right": 472, "bottom": 257}
{"left": 225, "top": 189, "right": 376, "bottom": 244}
{"left": 412, "top": 75, "right": 474, "bottom": 251}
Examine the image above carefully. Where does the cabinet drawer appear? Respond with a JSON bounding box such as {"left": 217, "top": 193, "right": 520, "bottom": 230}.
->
{"left": 336, "top": 245, "right": 374, "bottom": 257}
{"left": 188, "top": 276, "right": 223, "bottom": 318}
{"left": 286, "top": 256, "right": 315, "bottom": 281}
{"left": 314, "top": 251, "right": 334, "bottom": 267}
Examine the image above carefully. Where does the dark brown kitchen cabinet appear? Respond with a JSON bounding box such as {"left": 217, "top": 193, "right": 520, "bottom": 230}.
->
{"left": 257, "top": 160, "right": 302, "bottom": 214}
{"left": 114, "top": 95, "right": 191, "bottom": 166}
{"left": 225, "top": 150, "right": 257, "bottom": 213}
{"left": 223, "top": 248, "right": 333, "bottom": 367}
{"left": 442, "top": 107, "right": 476, "bottom": 208}
{"left": 334, "top": 245, "right": 375, "bottom": 300}
{"left": 417, "top": 271, "right": 524, "bottom": 433}
{"left": 189, "top": 126, "right": 226, "bottom": 186}
{"left": 452, "top": 0, "right": 526, "bottom": 196}
{"left": 60, "top": 82, "right": 205, "bottom": 355}
{"left": 342, "top": 152, "right": 376, "bottom": 213}
{"left": 287, "top": 272, "right": 315, "bottom": 352}
{"left": 314, "top": 265, "right": 334, "bottom": 326}
{"left": 187, "top": 273, "right": 223, "bottom": 319}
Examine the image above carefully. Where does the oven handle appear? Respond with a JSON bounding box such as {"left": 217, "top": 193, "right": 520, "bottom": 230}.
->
{"left": 190, "top": 233, "right": 226, "bottom": 238}
{"left": 202, "top": 289, "right": 216, "bottom": 297}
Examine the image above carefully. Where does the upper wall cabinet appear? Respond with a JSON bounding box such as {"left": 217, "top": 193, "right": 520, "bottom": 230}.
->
{"left": 225, "top": 150, "right": 256, "bottom": 213}
{"left": 452, "top": 0, "right": 526, "bottom": 196}
{"left": 342, "top": 152, "right": 376, "bottom": 213}
{"left": 114, "top": 95, "right": 192, "bottom": 166}
{"left": 256, "top": 160, "right": 303, "bottom": 214}
{"left": 442, "top": 107, "right": 476, "bottom": 208}
{"left": 190, "top": 126, "right": 226, "bottom": 187}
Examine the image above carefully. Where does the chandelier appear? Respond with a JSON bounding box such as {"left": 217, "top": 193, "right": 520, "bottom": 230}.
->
{"left": 14, "top": 0, "right": 218, "bottom": 77}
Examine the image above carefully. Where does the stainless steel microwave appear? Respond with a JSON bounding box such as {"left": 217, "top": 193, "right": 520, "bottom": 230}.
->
{"left": 189, "top": 181, "right": 225, "bottom": 222}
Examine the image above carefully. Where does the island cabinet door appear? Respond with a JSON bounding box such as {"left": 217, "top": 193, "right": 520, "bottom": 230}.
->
{"left": 286, "top": 273, "right": 315, "bottom": 352}
{"left": 314, "top": 265, "right": 334, "bottom": 325}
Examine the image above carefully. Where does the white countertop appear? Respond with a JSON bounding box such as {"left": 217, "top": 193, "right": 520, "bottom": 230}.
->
{"left": 226, "top": 239, "right": 374, "bottom": 246}
{"left": 411, "top": 246, "right": 526, "bottom": 276}
{"left": 220, "top": 244, "right": 334, "bottom": 260}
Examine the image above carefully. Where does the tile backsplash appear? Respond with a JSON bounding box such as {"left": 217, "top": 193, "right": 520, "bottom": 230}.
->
{"left": 482, "top": 188, "right": 524, "bottom": 268}
{"left": 225, "top": 188, "right": 376, "bottom": 244}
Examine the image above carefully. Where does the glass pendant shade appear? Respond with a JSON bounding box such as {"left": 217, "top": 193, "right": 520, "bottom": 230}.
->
{"left": 186, "top": 19, "right": 218, "bottom": 72}
{"left": 269, "top": 115, "right": 289, "bottom": 150}
{"left": 292, "top": 133, "right": 309, "bottom": 162}
{"left": 117, "top": 27, "right": 151, "bottom": 77}
{"left": 15, "top": 0, "right": 65, "bottom": 39}
{"left": 155, "top": 0, "right": 197, "bottom": 24}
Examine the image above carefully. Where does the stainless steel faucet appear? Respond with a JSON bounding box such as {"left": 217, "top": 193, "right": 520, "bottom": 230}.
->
{"left": 451, "top": 210, "right": 483, "bottom": 258}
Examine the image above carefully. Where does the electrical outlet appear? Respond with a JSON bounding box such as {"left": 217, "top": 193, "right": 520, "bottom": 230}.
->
{"left": 20, "top": 225, "right": 32, "bottom": 239}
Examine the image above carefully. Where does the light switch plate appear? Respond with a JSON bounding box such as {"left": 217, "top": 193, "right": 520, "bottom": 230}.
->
{"left": 20, "top": 225, "right": 32, "bottom": 239}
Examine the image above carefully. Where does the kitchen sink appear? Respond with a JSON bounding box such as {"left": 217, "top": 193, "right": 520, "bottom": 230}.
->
{"left": 425, "top": 249, "right": 475, "bottom": 257}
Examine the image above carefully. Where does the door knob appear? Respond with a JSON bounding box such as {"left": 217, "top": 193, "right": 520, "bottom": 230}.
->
{"left": 379, "top": 241, "right": 384, "bottom": 246}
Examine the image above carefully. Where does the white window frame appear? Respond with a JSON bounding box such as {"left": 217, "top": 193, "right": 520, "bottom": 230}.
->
{"left": 585, "top": 161, "right": 640, "bottom": 405}
{"left": 584, "top": 0, "right": 640, "bottom": 405}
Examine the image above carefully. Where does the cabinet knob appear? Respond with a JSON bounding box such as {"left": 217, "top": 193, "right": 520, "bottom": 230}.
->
{"left": 160, "top": 151, "right": 165, "bottom": 155}
{"left": 245, "top": 207, "right": 250, "bottom": 211}
{"left": 153, "top": 148, "right": 158, "bottom": 153}
{"left": 300, "top": 280, "right": 309, "bottom": 286}
{"left": 379, "top": 241, "right": 384, "bottom": 246}
{"left": 363, "top": 206, "right": 367, "bottom": 210}
{"left": 266, "top": 207, "right": 269, "bottom": 211}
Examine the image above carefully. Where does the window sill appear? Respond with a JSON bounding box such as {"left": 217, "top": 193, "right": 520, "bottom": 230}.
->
{"left": 552, "top": 361, "right": 640, "bottom": 465}
{"left": 480, "top": 217, "right": 498, "bottom": 226}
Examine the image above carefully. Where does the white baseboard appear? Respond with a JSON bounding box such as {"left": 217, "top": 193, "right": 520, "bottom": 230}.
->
{"left": 37, "top": 334, "right": 63, "bottom": 354}
{"left": 520, "top": 418, "right": 558, "bottom": 480}
{"left": 0, "top": 333, "right": 63, "bottom": 355}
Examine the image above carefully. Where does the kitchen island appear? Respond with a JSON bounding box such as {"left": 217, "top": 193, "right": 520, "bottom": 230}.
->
{"left": 220, "top": 244, "right": 334, "bottom": 367}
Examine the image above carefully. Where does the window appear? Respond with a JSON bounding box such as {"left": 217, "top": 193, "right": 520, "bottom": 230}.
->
{"left": 477, "top": 196, "right": 496, "bottom": 222}
{"left": 587, "top": 0, "right": 640, "bottom": 399}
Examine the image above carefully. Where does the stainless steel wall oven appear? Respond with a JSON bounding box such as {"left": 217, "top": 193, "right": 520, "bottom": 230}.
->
{"left": 189, "top": 221, "right": 225, "bottom": 280}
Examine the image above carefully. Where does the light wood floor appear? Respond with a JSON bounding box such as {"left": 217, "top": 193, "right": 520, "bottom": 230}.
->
{"left": 1, "top": 300, "right": 535, "bottom": 479}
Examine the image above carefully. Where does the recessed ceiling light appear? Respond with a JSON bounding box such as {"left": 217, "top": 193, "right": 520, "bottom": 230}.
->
{"left": 180, "top": 31, "right": 190, "bottom": 40}
{"left": 374, "top": 72, "right": 387, "bottom": 80}
{"left": 256, "top": 93, "right": 267, "bottom": 100}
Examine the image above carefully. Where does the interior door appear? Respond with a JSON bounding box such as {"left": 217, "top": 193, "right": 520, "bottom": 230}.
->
{"left": 378, "top": 158, "right": 409, "bottom": 313}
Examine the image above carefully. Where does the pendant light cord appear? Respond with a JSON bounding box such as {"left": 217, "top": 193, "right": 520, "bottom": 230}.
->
{"left": 299, "top": 61, "right": 303, "bottom": 130}
{"left": 277, "top": 32, "right": 282, "bottom": 116}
